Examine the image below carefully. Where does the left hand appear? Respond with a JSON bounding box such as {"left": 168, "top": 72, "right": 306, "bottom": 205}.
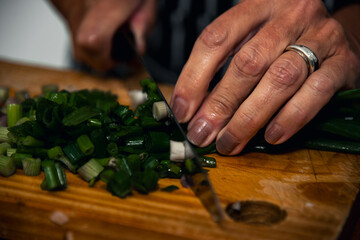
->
{"left": 170, "top": 0, "right": 360, "bottom": 155}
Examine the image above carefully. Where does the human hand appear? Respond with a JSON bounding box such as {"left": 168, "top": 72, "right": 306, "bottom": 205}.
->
{"left": 50, "top": 0, "right": 157, "bottom": 70}
{"left": 170, "top": 0, "right": 360, "bottom": 155}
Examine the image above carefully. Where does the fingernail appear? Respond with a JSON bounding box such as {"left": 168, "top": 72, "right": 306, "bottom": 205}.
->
{"left": 217, "top": 131, "right": 239, "bottom": 155}
{"left": 265, "top": 123, "right": 284, "bottom": 144}
{"left": 171, "top": 97, "right": 188, "bottom": 122}
{"left": 187, "top": 119, "right": 213, "bottom": 146}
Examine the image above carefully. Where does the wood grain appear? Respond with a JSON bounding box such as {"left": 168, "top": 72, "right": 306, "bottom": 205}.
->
{"left": 0, "top": 60, "right": 360, "bottom": 240}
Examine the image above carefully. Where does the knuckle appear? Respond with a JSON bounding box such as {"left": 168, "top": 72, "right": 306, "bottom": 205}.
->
{"left": 267, "top": 59, "right": 301, "bottom": 90}
{"left": 288, "top": 101, "right": 309, "bottom": 124}
{"left": 207, "top": 93, "right": 237, "bottom": 119}
{"left": 198, "top": 22, "right": 228, "bottom": 50}
{"left": 308, "top": 73, "right": 336, "bottom": 97}
{"left": 236, "top": 107, "right": 259, "bottom": 133}
{"left": 233, "top": 46, "right": 266, "bottom": 78}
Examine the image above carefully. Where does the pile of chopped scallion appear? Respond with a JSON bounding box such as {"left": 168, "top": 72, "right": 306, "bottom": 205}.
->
{"left": 0, "top": 79, "right": 217, "bottom": 198}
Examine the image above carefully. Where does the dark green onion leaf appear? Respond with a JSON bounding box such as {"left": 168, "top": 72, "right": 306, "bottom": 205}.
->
{"left": 107, "top": 171, "right": 132, "bottom": 198}
{"left": 132, "top": 169, "right": 159, "bottom": 194}
{"left": 62, "top": 106, "right": 100, "bottom": 126}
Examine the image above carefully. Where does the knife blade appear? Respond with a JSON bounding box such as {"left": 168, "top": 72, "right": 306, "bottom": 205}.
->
{"left": 113, "top": 29, "right": 224, "bottom": 223}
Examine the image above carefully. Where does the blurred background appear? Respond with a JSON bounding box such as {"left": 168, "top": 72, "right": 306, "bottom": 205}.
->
{"left": 0, "top": 0, "right": 71, "bottom": 69}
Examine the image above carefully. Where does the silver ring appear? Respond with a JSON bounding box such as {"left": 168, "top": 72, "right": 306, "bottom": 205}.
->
{"left": 285, "top": 44, "right": 319, "bottom": 75}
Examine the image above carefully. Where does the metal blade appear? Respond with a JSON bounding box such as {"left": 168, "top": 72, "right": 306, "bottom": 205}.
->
{"left": 114, "top": 30, "right": 224, "bottom": 223}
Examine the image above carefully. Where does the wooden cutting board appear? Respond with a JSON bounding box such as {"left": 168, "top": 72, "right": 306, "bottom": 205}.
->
{"left": 1, "top": 60, "right": 360, "bottom": 240}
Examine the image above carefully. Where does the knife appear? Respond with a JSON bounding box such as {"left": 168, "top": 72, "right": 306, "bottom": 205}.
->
{"left": 112, "top": 29, "right": 224, "bottom": 223}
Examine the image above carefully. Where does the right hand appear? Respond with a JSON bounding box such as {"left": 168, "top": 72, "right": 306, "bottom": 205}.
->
{"left": 50, "top": 0, "right": 157, "bottom": 71}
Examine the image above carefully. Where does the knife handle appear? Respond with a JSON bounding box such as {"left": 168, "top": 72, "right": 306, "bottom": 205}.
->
{"left": 111, "top": 27, "right": 136, "bottom": 62}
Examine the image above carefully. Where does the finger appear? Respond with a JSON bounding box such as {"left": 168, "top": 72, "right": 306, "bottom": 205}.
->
{"left": 186, "top": 16, "right": 306, "bottom": 147}
{"left": 264, "top": 20, "right": 360, "bottom": 144}
{"left": 130, "top": 0, "right": 157, "bottom": 55}
{"left": 170, "top": 1, "right": 271, "bottom": 123}
{"left": 76, "top": 0, "right": 142, "bottom": 70}
{"left": 264, "top": 55, "right": 347, "bottom": 144}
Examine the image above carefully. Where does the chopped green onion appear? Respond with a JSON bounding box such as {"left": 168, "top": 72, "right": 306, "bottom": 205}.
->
{"left": 22, "top": 157, "right": 41, "bottom": 176}
{"left": 132, "top": 169, "right": 159, "bottom": 194}
{"left": 22, "top": 135, "right": 45, "bottom": 147}
{"left": 170, "top": 140, "right": 194, "bottom": 162}
{"left": 95, "top": 157, "right": 110, "bottom": 167}
{"left": 77, "top": 159, "right": 104, "bottom": 182}
{"left": 62, "top": 106, "right": 100, "bottom": 126}
{"left": 55, "top": 162, "right": 67, "bottom": 188}
{"left": 47, "top": 146, "right": 77, "bottom": 173}
{"left": 0, "top": 155, "right": 16, "bottom": 176}
{"left": 107, "top": 142, "right": 118, "bottom": 156}
{"left": 99, "top": 169, "right": 115, "bottom": 183}
{"left": 152, "top": 101, "right": 169, "bottom": 121}
{"left": 6, "top": 148, "right": 16, "bottom": 157}
{"left": 107, "top": 171, "right": 132, "bottom": 198}
{"left": 0, "top": 142, "right": 11, "bottom": 155}
{"left": 0, "top": 126, "right": 9, "bottom": 142}
{"left": 76, "top": 134, "right": 95, "bottom": 156}
{"left": 145, "top": 131, "right": 169, "bottom": 153}
{"left": 199, "top": 156, "right": 217, "bottom": 168}
{"left": 63, "top": 143, "right": 83, "bottom": 164}
{"left": 15, "top": 117, "right": 30, "bottom": 126}
{"left": 11, "top": 153, "right": 32, "bottom": 168}
{"left": 41, "top": 159, "right": 66, "bottom": 191}
{"left": 7, "top": 104, "right": 22, "bottom": 127}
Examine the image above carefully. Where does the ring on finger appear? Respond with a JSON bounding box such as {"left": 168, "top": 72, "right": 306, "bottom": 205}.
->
{"left": 285, "top": 44, "right": 319, "bottom": 75}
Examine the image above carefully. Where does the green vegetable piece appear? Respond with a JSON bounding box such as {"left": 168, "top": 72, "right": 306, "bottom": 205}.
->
{"left": 99, "top": 169, "right": 115, "bottom": 183}
{"left": 90, "top": 129, "right": 108, "bottom": 158}
{"left": 7, "top": 104, "right": 22, "bottom": 127}
{"left": 22, "top": 158, "right": 41, "bottom": 176}
{"left": 0, "top": 127, "right": 9, "bottom": 143}
{"left": 22, "top": 135, "right": 45, "bottom": 147}
{"left": 6, "top": 148, "right": 16, "bottom": 157}
{"left": 63, "top": 143, "right": 84, "bottom": 164}
{"left": 48, "top": 146, "right": 77, "bottom": 173}
{"left": 11, "top": 153, "right": 32, "bottom": 169}
{"left": 142, "top": 156, "right": 159, "bottom": 170}
{"left": 161, "top": 185, "right": 179, "bottom": 192}
{"left": 107, "top": 142, "right": 118, "bottom": 156}
{"left": 145, "top": 131, "right": 170, "bottom": 153}
{"left": 0, "top": 142, "right": 11, "bottom": 155}
{"left": 62, "top": 106, "right": 100, "bottom": 126}
{"left": 76, "top": 134, "right": 95, "bottom": 156}
{"left": 132, "top": 169, "right": 159, "bottom": 194}
{"left": 41, "top": 160, "right": 66, "bottom": 191}
{"left": 77, "top": 158, "right": 104, "bottom": 182}
{"left": 107, "top": 171, "right": 132, "bottom": 198}
{"left": 0, "top": 155, "right": 16, "bottom": 177}
{"left": 199, "top": 156, "right": 217, "bottom": 168}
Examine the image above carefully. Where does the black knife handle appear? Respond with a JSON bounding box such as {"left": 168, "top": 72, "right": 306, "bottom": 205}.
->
{"left": 111, "top": 27, "right": 136, "bottom": 62}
